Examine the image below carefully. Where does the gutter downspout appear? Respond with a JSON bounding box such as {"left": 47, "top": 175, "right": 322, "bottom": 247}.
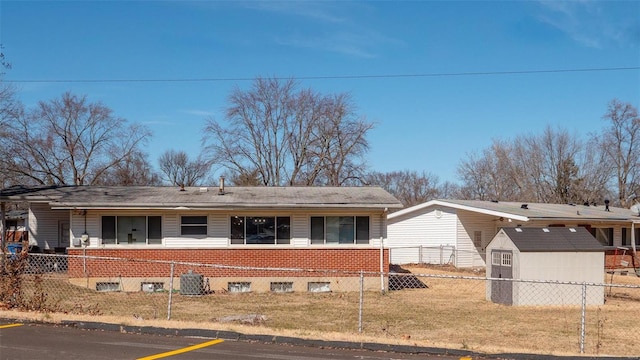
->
{"left": 632, "top": 222, "right": 637, "bottom": 269}
{"left": 1, "top": 201, "right": 5, "bottom": 255}
{"left": 380, "top": 207, "right": 388, "bottom": 294}
{"left": 632, "top": 222, "right": 637, "bottom": 253}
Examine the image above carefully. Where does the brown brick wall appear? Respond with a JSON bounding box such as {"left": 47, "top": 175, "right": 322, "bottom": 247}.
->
{"left": 67, "top": 248, "right": 389, "bottom": 278}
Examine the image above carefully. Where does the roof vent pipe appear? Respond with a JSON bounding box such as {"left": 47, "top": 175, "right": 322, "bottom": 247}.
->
{"left": 605, "top": 199, "right": 610, "bottom": 212}
{"left": 521, "top": 204, "right": 528, "bottom": 209}
{"left": 218, "top": 176, "right": 225, "bottom": 195}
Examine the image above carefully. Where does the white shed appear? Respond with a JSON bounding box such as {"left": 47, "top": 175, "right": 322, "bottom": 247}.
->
{"left": 486, "top": 227, "right": 605, "bottom": 306}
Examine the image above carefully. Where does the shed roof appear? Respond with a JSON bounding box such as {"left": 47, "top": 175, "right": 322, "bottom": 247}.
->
{"left": 388, "top": 199, "right": 639, "bottom": 223}
{"left": 0, "top": 185, "right": 403, "bottom": 210}
{"left": 500, "top": 227, "right": 604, "bottom": 252}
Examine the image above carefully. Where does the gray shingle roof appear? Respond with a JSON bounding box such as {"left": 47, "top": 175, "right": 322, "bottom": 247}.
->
{"left": 501, "top": 227, "right": 604, "bottom": 252}
{"left": 0, "top": 185, "right": 403, "bottom": 210}
{"left": 445, "top": 199, "right": 631, "bottom": 221}
{"left": 389, "top": 198, "right": 639, "bottom": 222}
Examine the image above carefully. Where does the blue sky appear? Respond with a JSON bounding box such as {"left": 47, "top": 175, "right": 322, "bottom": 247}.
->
{"left": 1, "top": 1, "right": 639, "bottom": 184}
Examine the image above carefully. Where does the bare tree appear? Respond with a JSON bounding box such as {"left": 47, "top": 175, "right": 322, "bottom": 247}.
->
{"left": 223, "top": 168, "right": 262, "bottom": 186}
{"left": 521, "top": 126, "right": 584, "bottom": 203}
{"left": 365, "top": 170, "right": 442, "bottom": 208}
{"left": 0, "top": 92, "right": 151, "bottom": 186}
{"left": 597, "top": 99, "right": 640, "bottom": 208}
{"left": 307, "top": 94, "right": 372, "bottom": 186}
{"left": 0, "top": 69, "right": 21, "bottom": 187}
{"left": 457, "top": 126, "right": 609, "bottom": 204}
{"left": 457, "top": 140, "right": 522, "bottom": 201}
{"left": 202, "top": 77, "right": 372, "bottom": 186}
{"left": 97, "top": 150, "right": 162, "bottom": 186}
{"left": 158, "top": 149, "right": 211, "bottom": 186}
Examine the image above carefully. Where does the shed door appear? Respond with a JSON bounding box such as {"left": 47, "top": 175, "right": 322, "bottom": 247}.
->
{"left": 491, "top": 250, "right": 513, "bottom": 305}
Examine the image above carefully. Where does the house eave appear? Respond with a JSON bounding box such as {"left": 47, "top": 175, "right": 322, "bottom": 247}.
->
{"left": 389, "top": 199, "right": 530, "bottom": 222}
{"left": 51, "top": 203, "right": 400, "bottom": 211}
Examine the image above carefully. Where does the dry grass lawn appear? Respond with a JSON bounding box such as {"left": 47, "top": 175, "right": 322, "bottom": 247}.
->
{"left": 2, "top": 265, "right": 640, "bottom": 357}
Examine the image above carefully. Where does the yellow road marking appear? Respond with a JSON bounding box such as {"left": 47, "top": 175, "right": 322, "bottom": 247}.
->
{"left": 0, "top": 323, "right": 23, "bottom": 329}
{"left": 137, "top": 339, "right": 224, "bottom": 360}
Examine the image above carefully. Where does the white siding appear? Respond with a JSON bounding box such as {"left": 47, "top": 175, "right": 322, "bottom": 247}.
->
{"left": 164, "top": 214, "right": 178, "bottom": 238}
{"left": 165, "top": 213, "right": 228, "bottom": 248}
{"left": 388, "top": 207, "right": 457, "bottom": 265}
{"left": 456, "top": 210, "right": 500, "bottom": 268}
{"left": 64, "top": 209, "right": 383, "bottom": 249}
{"left": 517, "top": 252, "right": 604, "bottom": 305}
{"left": 70, "top": 211, "right": 98, "bottom": 247}
{"left": 370, "top": 214, "right": 383, "bottom": 247}
{"left": 29, "top": 203, "right": 69, "bottom": 250}
{"left": 519, "top": 252, "right": 604, "bottom": 283}
{"left": 291, "top": 214, "right": 308, "bottom": 247}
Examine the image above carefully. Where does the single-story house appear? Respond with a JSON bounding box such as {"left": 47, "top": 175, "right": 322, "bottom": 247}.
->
{"left": 486, "top": 227, "right": 605, "bottom": 306}
{"left": 0, "top": 182, "right": 403, "bottom": 292}
{"left": 387, "top": 199, "right": 640, "bottom": 269}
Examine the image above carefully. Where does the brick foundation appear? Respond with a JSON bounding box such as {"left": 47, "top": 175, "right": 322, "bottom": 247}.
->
{"left": 67, "top": 248, "right": 389, "bottom": 278}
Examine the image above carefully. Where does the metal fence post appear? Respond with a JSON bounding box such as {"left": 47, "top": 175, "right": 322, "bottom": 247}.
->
{"left": 358, "top": 270, "right": 364, "bottom": 333}
{"left": 580, "top": 282, "right": 586, "bottom": 354}
{"left": 167, "top": 261, "right": 175, "bottom": 320}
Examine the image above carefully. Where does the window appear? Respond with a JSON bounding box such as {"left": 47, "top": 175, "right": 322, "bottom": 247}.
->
{"left": 622, "top": 228, "right": 640, "bottom": 246}
{"left": 502, "top": 253, "right": 512, "bottom": 266}
{"left": 473, "top": 231, "right": 482, "bottom": 248}
{"left": 310, "top": 216, "right": 370, "bottom": 244}
{"left": 6, "top": 220, "right": 17, "bottom": 230}
{"left": 492, "top": 252, "right": 501, "bottom": 266}
{"left": 181, "top": 216, "right": 207, "bottom": 236}
{"left": 96, "top": 282, "right": 120, "bottom": 292}
{"left": 228, "top": 282, "right": 251, "bottom": 293}
{"left": 230, "top": 216, "right": 290, "bottom": 245}
{"left": 101, "top": 216, "right": 162, "bottom": 245}
{"left": 591, "top": 227, "right": 614, "bottom": 246}
{"left": 141, "top": 282, "right": 164, "bottom": 292}
{"left": 270, "top": 282, "right": 293, "bottom": 293}
{"left": 308, "top": 282, "right": 331, "bottom": 292}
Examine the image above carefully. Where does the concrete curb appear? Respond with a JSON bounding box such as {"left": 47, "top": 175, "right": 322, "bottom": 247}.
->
{"left": 2, "top": 317, "right": 636, "bottom": 360}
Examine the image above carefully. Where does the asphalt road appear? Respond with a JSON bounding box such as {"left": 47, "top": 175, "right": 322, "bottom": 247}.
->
{"left": 0, "top": 322, "right": 476, "bottom": 360}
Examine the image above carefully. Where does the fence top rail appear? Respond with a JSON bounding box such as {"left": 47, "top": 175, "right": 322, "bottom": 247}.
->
{"left": 390, "top": 271, "right": 640, "bottom": 289}
{"left": 390, "top": 245, "right": 456, "bottom": 249}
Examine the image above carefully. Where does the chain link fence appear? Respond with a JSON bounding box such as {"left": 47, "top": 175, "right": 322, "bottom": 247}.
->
{"left": 389, "top": 245, "right": 457, "bottom": 265}
{"left": 2, "top": 253, "right": 640, "bottom": 356}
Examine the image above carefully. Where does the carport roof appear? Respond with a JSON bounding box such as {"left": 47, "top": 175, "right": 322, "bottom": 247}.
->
{"left": 500, "top": 227, "right": 604, "bottom": 252}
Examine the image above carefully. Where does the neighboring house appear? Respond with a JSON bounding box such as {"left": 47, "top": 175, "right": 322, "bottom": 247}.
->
{"left": 2, "top": 209, "right": 28, "bottom": 243}
{"left": 0, "top": 183, "right": 402, "bottom": 292}
{"left": 486, "top": 227, "right": 605, "bottom": 306}
{"left": 387, "top": 199, "right": 640, "bottom": 269}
